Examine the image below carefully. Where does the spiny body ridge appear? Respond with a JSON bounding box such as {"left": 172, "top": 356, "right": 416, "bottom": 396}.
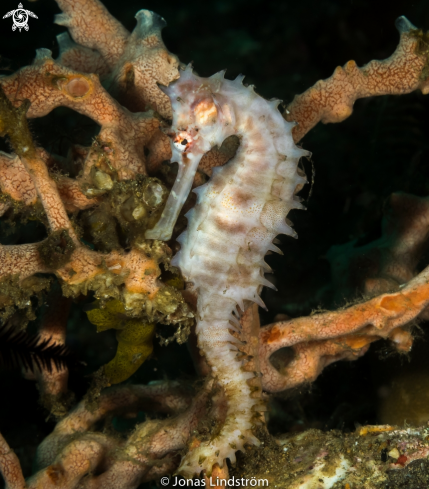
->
{"left": 158, "top": 66, "right": 308, "bottom": 475}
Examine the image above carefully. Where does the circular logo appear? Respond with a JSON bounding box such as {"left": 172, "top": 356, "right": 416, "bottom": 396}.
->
{"left": 13, "top": 8, "right": 28, "bottom": 30}
{"left": 3, "top": 3, "right": 38, "bottom": 33}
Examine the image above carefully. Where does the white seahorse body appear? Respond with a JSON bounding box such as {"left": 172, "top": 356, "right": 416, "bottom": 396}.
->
{"left": 158, "top": 66, "right": 308, "bottom": 475}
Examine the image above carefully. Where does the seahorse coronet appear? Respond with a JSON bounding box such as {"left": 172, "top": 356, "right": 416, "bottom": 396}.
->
{"left": 153, "top": 66, "right": 308, "bottom": 476}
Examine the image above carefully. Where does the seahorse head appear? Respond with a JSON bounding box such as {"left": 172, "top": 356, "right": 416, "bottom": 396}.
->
{"left": 163, "top": 65, "right": 236, "bottom": 163}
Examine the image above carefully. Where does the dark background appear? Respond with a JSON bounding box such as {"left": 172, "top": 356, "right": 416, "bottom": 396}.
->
{"left": 1, "top": 0, "right": 429, "bottom": 484}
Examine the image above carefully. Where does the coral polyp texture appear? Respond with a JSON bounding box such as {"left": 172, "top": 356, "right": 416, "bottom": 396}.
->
{"left": 1, "top": 1, "right": 429, "bottom": 488}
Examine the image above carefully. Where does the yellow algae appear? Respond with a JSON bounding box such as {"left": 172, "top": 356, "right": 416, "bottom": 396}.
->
{"left": 104, "top": 319, "right": 155, "bottom": 384}
{"left": 86, "top": 299, "right": 155, "bottom": 383}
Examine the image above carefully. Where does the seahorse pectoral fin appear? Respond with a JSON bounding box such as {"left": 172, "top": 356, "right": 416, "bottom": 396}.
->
{"left": 145, "top": 153, "right": 203, "bottom": 241}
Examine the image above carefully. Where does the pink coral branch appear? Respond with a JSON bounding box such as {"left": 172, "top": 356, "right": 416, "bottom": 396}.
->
{"left": 56, "top": 32, "right": 111, "bottom": 78}
{"left": 0, "top": 153, "right": 37, "bottom": 207}
{"left": 0, "top": 432, "right": 26, "bottom": 489}
{"left": 55, "top": 176, "right": 100, "bottom": 211}
{"left": 30, "top": 433, "right": 116, "bottom": 489}
{"left": 54, "top": 0, "right": 180, "bottom": 119}
{"left": 27, "top": 381, "right": 208, "bottom": 489}
{"left": 0, "top": 243, "right": 48, "bottom": 280}
{"left": 0, "top": 152, "right": 98, "bottom": 213}
{"left": 21, "top": 152, "right": 78, "bottom": 236}
{"left": 287, "top": 17, "right": 429, "bottom": 142}
{"left": 78, "top": 382, "right": 211, "bottom": 488}
{"left": 35, "top": 381, "right": 194, "bottom": 469}
{"left": 55, "top": 0, "right": 130, "bottom": 67}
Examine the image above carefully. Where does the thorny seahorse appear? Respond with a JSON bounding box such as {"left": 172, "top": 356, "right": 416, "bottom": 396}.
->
{"left": 146, "top": 66, "right": 308, "bottom": 475}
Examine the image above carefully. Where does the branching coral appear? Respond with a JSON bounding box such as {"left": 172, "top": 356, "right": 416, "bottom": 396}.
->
{"left": 286, "top": 16, "right": 429, "bottom": 143}
{"left": 0, "top": 3, "right": 192, "bottom": 385}
{"left": 1, "top": 52, "right": 166, "bottom": 180}
{"left": 55, "top": 0, "right": 180, "bottom": 119}
{"left": 1, "top": 2, "right": 429, "bottom": 488}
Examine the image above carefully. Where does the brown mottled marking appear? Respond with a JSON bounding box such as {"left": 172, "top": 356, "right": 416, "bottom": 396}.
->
{"left": 213, "top": 215, "right": 247, "bottom": 235}
{"left": 227, "top": 265, "right": 254, "bottom": 284}
{"left": 229, "top": 188, "right": 254, "bottom": 207}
